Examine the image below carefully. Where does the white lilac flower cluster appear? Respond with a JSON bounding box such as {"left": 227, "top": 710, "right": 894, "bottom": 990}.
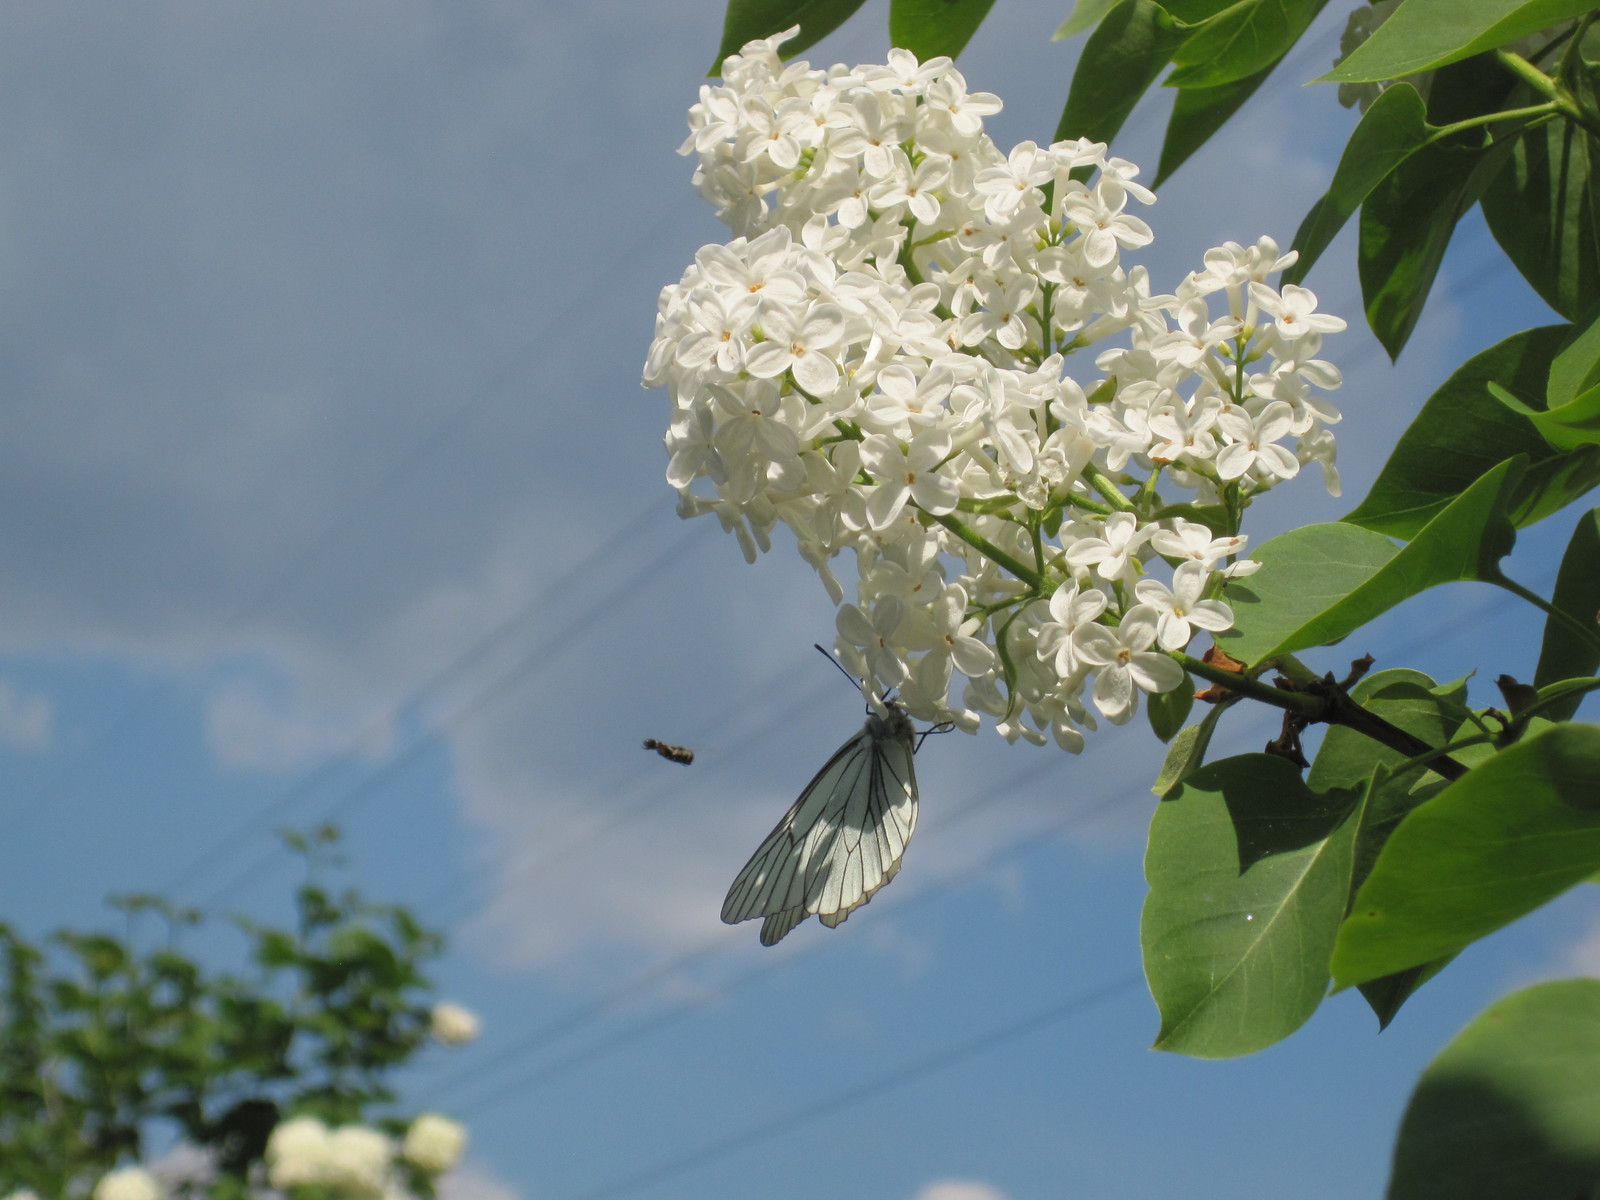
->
{"left": 643, "top": 30, "right": 1346, "bottom": 747}
{"left": 265, "top": 1114, "right": 467, "bottom": 1197}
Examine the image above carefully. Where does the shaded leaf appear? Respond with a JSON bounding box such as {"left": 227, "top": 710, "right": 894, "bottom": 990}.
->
{"left": 1285, "top": 84, "right": 1434, "bottom": 285}
{"left": 1155, "top": 60, "right": 1275, "bottom": 185}
{"left": 1345, "top": 324, "right": 1600, "bottom": 537}
{"left": 1359, "top": 131, "right": 1504, "bottom": 359}
{"left": 1323, "top": 0, "right": 1593, "bottom": 83}
{"left": 1167, "top": 0, "right": 1326, "bottom": 90}
{"left": 1143, "top": 754, "right": 1358, "bottom": 1057}
{"left": 1388, "top": 979, "right": 1600, "bottom": 1199}
{"left": 1534, "top": 508, "right": 1600, "bottom": 716}
{"left": 1359, "top": 957, "right": 1455, "bottom": 1032}
{"left": 889, "top": 0, "right": 997, "bottom": 61}
{"left": 1148, "top": 672, "right": 1194, "bottom": 742}
{"left": 712, "top": 0, "right": 869, "bottom": 70}
{"left": 1332, "top": 724, "right": 1600, "bottom": 988}
{"left": 1307, "top": 669, "right": 1471, "bottom": 1027}
{"left": 1225, "top": 458, "right": 1524, "bottom": 666}
{"left": 1482, "top": 118, "right": 1600, "bottom": 322}
{"left": 1054, "top": 0, "right": 1187, "bottom": 145}
{"left": 1150, "top": 699, "right": 1231, "bottom": 794}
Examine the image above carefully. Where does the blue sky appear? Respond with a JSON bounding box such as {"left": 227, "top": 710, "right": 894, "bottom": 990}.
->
{"left": 0, "top": 3, "right": 1591, "bottom": 1199}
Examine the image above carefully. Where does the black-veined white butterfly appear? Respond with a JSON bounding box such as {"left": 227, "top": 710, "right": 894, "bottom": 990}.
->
{"left": 721, "top": 689, "right": 920, "bottom": 946}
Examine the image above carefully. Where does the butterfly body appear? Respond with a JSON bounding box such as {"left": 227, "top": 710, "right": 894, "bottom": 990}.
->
{"left": 722, "top": 699, "right": 918, "bottom": 945}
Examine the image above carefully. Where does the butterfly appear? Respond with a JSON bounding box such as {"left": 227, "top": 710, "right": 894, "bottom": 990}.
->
{"left": 721, "top": 690, "right": 920, "bottom": 946}
{"left": 642, "top": 738, "right": 695, "bottom": 765}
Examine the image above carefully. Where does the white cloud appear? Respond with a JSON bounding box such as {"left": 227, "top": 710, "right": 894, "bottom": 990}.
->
{"left": 205, "top": 674, "right": 393, "bottom": 771}
{"left": 913, "top": 1181, "right": 1011, "bottom": 1200}
{"left": 1560, "top": 914, "right": 1600, "bottom": 978}
{"left": 0, "top": 677, "right": 53, "bottom": 751}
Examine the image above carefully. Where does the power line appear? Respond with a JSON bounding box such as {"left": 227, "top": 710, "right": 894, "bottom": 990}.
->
{"left": 432, "top": 745, "right": 1153, "bottom": 1111}
{"left": 193, "top": 523, "right": 703, "bottom": 910}
{"left": 429, "top": 583, "right": 1526, "bottom": 1113}
{"left": 567, "top": 970, "right": 1145, "bottom": 1200}
{"left": 162, "top": 502, "right": 670, "bottom": 899}
{"left": 424, "top": 673, "right": 840, "bottom": 925}
{"left": 16, "top": 189, "right": 703, "bottom": 834}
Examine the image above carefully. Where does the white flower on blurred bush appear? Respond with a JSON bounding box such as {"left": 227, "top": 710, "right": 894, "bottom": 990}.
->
{"left": 430, "top": 1001, "right": 481, "bottom": 1046}
{"left": 265, "top": 1116, "right": 405, "bottom": 1197}
{"left": 4, "top": 1189, "right": 42, "bottom": 1200}
{"left": 644, "top": 30, "right": 1347, "bottom": 740}
{"left": 92, "top": 1167, "right": 165, "bottom": 1200}
{"left": 324, "top": 1125, "right": 393, "bottom": 1198}
{"left": 266, "top": 1115, "right": 332, "bottom": 1188}
{"left": 401, "top": 1112, "right": 468, "bottom": 1174}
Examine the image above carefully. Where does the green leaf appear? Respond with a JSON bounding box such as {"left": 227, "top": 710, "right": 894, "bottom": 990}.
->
{"left": 1331, "top": 724, "right": 1600, "bottom": 989}
{"left": 1388, "top": 979, "right": 1600, "bottom": 1199}
{"left": 1054, "top": 0, "right": 1188, "bottom": 146}
{"left": 1147, "top": 672, "right": 1195, "bottom": 742}
{"left": 1225, "top": 458, "right": 1524, "bottom": 666}
{"left": 1534, "top": 508, "right": 1600, "bottom": 716}
{"left": 1054, "top": 0, "right": 1124, "bottom": 39}
{"left": 1482, "top": 120, "right": 1600, "bottom": 323}
{"left": 1143, "top": 754, "right": 1359, "bottom": 1057}
{"left": 1359, "top": 131, "right": 1504, "bottom": 359}
{"left": 889, "top": 0, "right": 997, "bottom": 60}
{"left": 1307, "top": 669, "right": 1471, "bottom": 1027}
{"left": 1284, "top": 84, "right": 1434, "bottom": 286}
{"left": 1345, "top": 324, "right": 1600, "bottom": 537}
{"left": 1154, "top": 61, "right": 1274, "bottom": 185}
{"left": 1166, "top": 0, "right": 1326, "bottom": 89}
{"left": 1534, "top": 382, "right": 1600, "bottom": 449}
{"left": 1358, "top": 956, "right": 1456, "bottom": 1032}
{"left": 1548, "top": 307, "right": 1600, "bottom": 408}
{"left": 711, "top": 0, "right": 869, "bottom": 70}
{"left": 1150, "top": 700, "right": 1231, "bottom": 794}
{"left": 1322, "top": 0, "right": 1594, "bottom": 83}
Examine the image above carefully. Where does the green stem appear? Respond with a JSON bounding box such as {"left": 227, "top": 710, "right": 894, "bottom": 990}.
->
{"left": 929, "top": 511, "right": 1045, "bottom": 590}
{"left": 1175, "top": 652, "right": 1322, "bottom": 718}
{"left": 1493, "top": 573, "right": 1600, "bottom": 655}
{"left": 1082, "top": 464, "right": 1136, "bottom": 512}
{"left": 1494, "top": 49, "right": 1600, "bottom": 137}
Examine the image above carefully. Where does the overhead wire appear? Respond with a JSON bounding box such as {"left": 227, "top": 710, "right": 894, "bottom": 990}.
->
{"left": 18, "top": 184, "right": 703, "bottom": 832}
{"left": 442, "top": 759, "right": 1184, "bottom": 1116}
{"left": 568, "top": 970, "right": 1146, "bottom": 1200}
{"left": 193, "top": 521, "right": 704, "bottom": 910}
{"left": 162, "top": 502, "right": 672, "bottom": 899}
{"left": 429, "top": 575, "right": 1534, "bottom": 1113}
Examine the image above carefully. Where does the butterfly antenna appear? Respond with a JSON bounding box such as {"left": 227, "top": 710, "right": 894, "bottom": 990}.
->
{"left": 813, "top": 643, "right": 860, "bottom": 688}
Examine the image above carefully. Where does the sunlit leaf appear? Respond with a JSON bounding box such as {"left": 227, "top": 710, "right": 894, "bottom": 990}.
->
{"left": 1322, "top": 0, "right": 1593, "bottom": 83}
{"left": 1225, "top": 459, "right": 1523, "bottom": 666}
{"left": 1332, "top": 724, "right": 1600, "bottom": 988}
{"left": 1345, "top": 325, "right": 1600, "bottom": 537}
{"left": 1143, "top": 754, "right": 1358, "bottom": 1058}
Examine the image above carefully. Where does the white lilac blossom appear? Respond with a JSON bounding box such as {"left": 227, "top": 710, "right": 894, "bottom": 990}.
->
{"left": 644, "top": 30, "right": 1347, "bottom": 740}
{"left": 429, "top": 1001, "right": 481, "bottom": 1046}
{"left": 92, "top": 1170, "right": 165, "bottom": 1200}
{"left": 401, "top": 1113, "right": 468, "bottom": 1175}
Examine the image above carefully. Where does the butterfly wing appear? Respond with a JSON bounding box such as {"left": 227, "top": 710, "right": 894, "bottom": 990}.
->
{"left": 722, "top": 704, "right": 918, "bottom": 946}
